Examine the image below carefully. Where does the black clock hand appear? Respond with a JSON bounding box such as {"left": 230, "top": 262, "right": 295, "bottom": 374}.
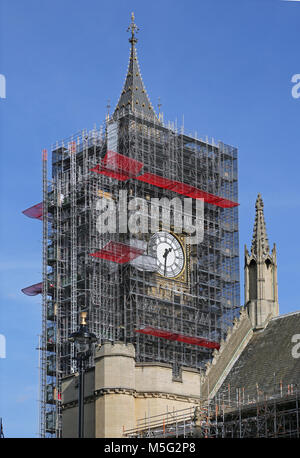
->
{"left": 164, "top": 254, "right": 167, "bottom": 277}
{"left": 163, "top": 247, "right": 172, "bottom": 276}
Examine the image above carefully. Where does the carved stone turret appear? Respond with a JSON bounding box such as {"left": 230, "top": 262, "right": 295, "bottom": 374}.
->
{"left": 244, "top": 194, "right": 279, "bottom": 329}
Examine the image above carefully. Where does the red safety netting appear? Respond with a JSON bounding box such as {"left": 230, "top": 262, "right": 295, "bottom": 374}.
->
{"left": 136, "top": 173, "right": 238, "bottom": 208}
{"left": 135, "top": 326, "right": 220, "bottom": 350}
{"left": 22, "top": 202, "right": 43, "bottom": 220}
{"left": 90, "top": 151, "right": 238, "bottom": 208}
{"left": 89, "top": 241, "right": 144, "bottom": 264}
{"left": 91, "top": 150, "right": 144, "bottom": 181}
{"left": 21, "top": 282, "right": 43, "bottom": 296}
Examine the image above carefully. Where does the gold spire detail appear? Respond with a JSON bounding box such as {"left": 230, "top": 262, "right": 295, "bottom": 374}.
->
{"left": 127, "top": 12, "right": 139, "bottom": 45}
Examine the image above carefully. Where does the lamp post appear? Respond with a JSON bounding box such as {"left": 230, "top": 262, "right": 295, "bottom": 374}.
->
{"left": 68, "top": 312, "right": 97, "bottom": 438}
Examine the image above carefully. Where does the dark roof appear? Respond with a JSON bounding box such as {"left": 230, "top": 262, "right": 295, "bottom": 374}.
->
{"left": 216, "top": 312, "right": 300, "bottom": 401}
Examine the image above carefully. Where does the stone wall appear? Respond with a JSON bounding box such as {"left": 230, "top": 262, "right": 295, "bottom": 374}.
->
{"left": 62, "top": 342, "right": 201, "bottom": 437}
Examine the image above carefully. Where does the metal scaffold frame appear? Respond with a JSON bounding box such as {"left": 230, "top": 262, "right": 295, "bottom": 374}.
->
{"left": 40, "top": 149, "right": 48, "bottom": 438}
{"left": 69, "top": 140, "right": 77, "bottom": 373}
{"left": 19, "top": 14, "right": 241, "bottom": 437}
{"left": 33, "top": 108, "right": 239, "bottom": 437}
{"left": 123, "top": 383, "right": 300, "bottom": 438}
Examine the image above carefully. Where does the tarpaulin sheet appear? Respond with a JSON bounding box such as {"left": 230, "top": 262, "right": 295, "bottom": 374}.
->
{"left": 135, "top": 326, "right": 220, "bottom": 350}
{"left": 90, "top": 241, "right": 145, "bottom": 264}
{"left": 22, "top": 202, "right": 43, "bottom": 220}
{"left": 136, "top": 172, "right": 238, "bottom": 208}
{"left": 91, "top": 151, "right": 238, "bottom": 208}
{"left": 91, "top": 150, "right": 144, "bottom": 181}
{"left": 21, "top": 282, "right": 43, "bottom": 296}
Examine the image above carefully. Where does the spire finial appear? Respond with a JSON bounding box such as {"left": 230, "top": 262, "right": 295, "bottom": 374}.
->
{"left": 106, "top": 98, "right": 111, "bottom": 121}
{"left": 255, "top": 193, "right": 263, "bottom": 210}
{"left": 113, "top": 14, "right": 158, "bottom": 120}
{"left": 251, "top": 193, "right": 270, "bottom": 256}
{"left": 127, "top": 12, "right": 139, "bottom": 45}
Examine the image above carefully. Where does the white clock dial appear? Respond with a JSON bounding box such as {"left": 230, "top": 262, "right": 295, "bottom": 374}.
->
{"left": 149, "top": 231, "right": 185, "bottom": 278}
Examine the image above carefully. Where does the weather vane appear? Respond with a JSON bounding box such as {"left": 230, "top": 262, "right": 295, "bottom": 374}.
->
{"left": 127, "top": 12, "right": 139, "bottom": 44}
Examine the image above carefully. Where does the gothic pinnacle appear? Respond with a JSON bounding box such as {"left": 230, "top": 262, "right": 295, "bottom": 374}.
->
{"left": 251, "top": 193, "right": 270, "bottom": 257}
{"left": 113, "top": 13, "right": 157, "bottom": 120}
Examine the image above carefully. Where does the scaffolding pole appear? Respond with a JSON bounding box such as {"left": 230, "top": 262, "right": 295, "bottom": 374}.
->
{"left": 41, "top": 149, "right": 48, "bottom": 437}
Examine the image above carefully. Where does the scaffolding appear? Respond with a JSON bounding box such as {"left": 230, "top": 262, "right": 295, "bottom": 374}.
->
{"left": 123, "top": 383, "right": 300, "bottom": 438}
{"left": 22, "top": 105, "right": 240, "bottom": 437}
{"left": 124, "top": 406, "right": 196, "bottom": 438}
{"left": 19, "top": 12, "right": 242, "bottom": 435}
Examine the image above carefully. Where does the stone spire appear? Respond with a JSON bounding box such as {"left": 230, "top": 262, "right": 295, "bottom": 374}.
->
{"left": 251, "top": 193, "right": 270, "bottom": 257}
{"left": 244, "top": 194, "right": 279, "bottom": 329}
{"left": 113, "top": 13, "right": 157, "bottom": 120}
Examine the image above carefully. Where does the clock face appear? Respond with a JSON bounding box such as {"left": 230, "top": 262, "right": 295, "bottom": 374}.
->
{"left": 149, "top": 231, "right": 185, "bottom": 278}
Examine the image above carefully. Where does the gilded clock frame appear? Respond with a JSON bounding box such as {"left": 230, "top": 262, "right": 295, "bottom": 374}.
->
{"left": 151, "top": 228, "right": 190, "bottom": 285}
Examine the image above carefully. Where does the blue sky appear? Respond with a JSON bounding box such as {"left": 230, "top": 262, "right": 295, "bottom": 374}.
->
{"left": 0, "top": 0, "right": 299, "bottom": 437}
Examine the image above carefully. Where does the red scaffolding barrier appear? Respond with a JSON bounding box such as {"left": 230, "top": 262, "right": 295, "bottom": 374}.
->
{"left": 136, "top": 173, "right": 238, "bottom": 208}
{"left": 91, "top": 150, "right": 144, "bottom": 181}
{"left": 21, "top": 282, "right": 43, "bottom": 296}
{"left": 22, "top": 202, "right": 43, "bottom": 220}
{"left": 135, "top": 326, "right": 220, "bottom": 350}
{"left": 89, "top": 241, "right": 144, "bottom": 264}
{"left": 91, "top": 151, "right": 239, "bottom": 208}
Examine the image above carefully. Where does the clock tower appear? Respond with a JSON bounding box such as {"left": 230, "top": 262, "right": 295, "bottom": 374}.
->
{"left": 33, "top": 12, "right": 240, "bottom": 437}
{"left": 91, "top": 13, "right": 240, "bottom": 371}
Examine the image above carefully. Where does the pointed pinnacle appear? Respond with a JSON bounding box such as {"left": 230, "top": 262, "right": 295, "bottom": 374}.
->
{"left": 113, "top": 15, "right": 157, "bottom": 120}
{"left": 255, "top": 193, "right": 263, "bottom": 210}
{"left": 251, "top": 193, "right": 270, "bottom": 257}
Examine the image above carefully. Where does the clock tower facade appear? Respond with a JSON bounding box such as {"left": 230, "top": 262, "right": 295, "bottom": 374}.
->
{"left": 34, "top": 13, "right": 240, "bottom": 436}
{"left": 90, "top": 14, "right": 240, "bottom": 372}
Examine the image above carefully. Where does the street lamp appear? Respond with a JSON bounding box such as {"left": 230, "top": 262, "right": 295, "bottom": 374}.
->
{"left": 68, "top": 312, "right": 97, "bottom": 438}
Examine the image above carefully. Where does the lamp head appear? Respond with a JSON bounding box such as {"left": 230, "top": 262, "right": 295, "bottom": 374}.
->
{"left": 68, "top": 313, "right": 97, "bottom": 358}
